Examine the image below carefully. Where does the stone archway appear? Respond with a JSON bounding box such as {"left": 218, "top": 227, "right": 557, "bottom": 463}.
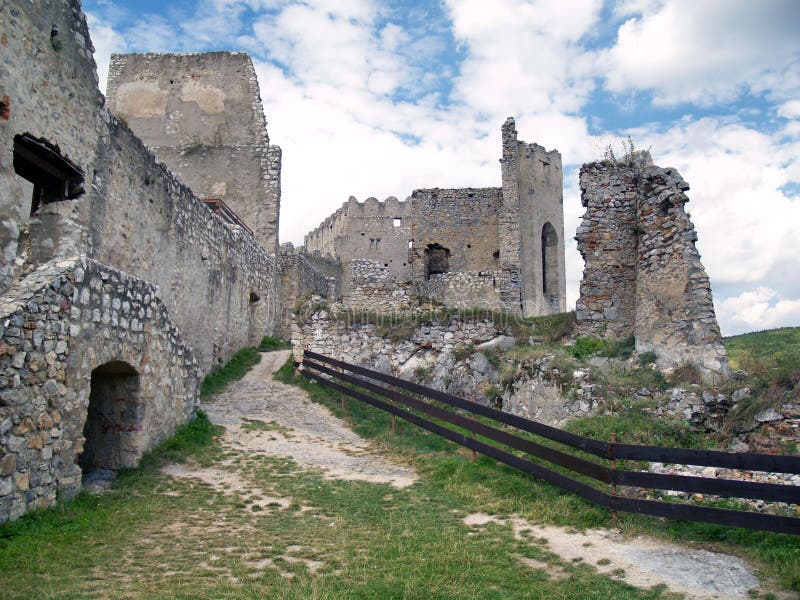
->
{"left": 78, "top": 361, "right": 144, "bottom": 476}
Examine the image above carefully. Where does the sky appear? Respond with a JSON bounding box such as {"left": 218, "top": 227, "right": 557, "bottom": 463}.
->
{"left": 83, "top": 0, "right": 800, "bottom": 336}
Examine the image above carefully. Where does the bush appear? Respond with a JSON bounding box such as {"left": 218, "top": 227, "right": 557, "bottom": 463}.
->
{"left": 637, "top": 351, "right": 657, "bottom": 367}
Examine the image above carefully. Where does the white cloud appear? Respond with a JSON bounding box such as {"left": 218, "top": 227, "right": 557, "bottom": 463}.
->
{"left": 716, "top": 288, "right": 800, "bottom": 336}
{"left": 85, "top": 12, "right": 127, "bottom": 93}
{"left": 779, "top": 99, "right": 800, "bottom": 119}
{"left": 600, "top": 0, "right": 800, "bottom": 105}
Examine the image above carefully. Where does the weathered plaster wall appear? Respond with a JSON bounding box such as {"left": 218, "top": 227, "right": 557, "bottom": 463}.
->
{"left": 409, "top": 187, "right": 502, "bottom": 283}
{"left": 0, "top": 0, "right": 102, "bottom": 292}
{"left": 106, "top": 52, "right": 280, "bottom": 251}
{"left": 304, "top": 196, "right": 411, "bottom": 281}
{"left": 90, "top": 117, "right": 279, "bottom": 371}
{"left": 500, "top": 118, "right": 566, "bottom": 317}
{"left": 0, "top": 258, "right": 200, "bottom": 523}
{"left": 576, "top": 156, "right": 728, "bottom": 374}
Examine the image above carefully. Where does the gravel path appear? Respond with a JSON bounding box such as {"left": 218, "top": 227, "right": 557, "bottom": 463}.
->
{"left": 200, "top": 350, "right": 416, "bottom": 488}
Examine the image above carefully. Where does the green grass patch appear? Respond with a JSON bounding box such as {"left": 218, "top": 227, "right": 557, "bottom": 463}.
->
{"left": 279, "top": 358, "right": 800, "bottom": 593}
{"left": 201, "top": 347, "right": 261, "bottom": 397}
{"left": 258, "top": 336, "right": 291, "bottom": 352}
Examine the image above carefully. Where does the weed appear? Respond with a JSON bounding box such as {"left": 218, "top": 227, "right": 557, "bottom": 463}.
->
{"left": 258, "top": 336, "right": 291, "bottom": 352}
{"left": 200, "top": 347, "right": 261, "bottom": 397}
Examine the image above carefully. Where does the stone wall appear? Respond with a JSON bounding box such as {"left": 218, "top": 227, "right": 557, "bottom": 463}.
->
{"left": 0, "top": 0, "right": 102, "bottom": 292}
{"left": 343, "top": 260, "right": 414, "bottom": 312}
{"left": 278, "top": 243, "right": 337, "bottom": 338}
{"left": 106, "top": 52, "right": 280, "bottom": 252}
{"left": 416, "top": 271, "right": 505, "bottom": 310}
{"left": 89, "top": 116, "right": 279, "bottom": 372}
{"left": 500, "top": 118, "right": 566, "bottom": 316}
{"left": 576, "top": 155, "right": 728, "bottom": 375}
{"left": 304, "top": 196, "right": 411, "bottom": 281}
{"left": 292, "top": 307, "right": 501, "bottom": 368}
{"left": 0, "top": 258, "right": 200, "bottom": 523}
{"left": 409, "top": 187, "right": 502, "bottom": 282}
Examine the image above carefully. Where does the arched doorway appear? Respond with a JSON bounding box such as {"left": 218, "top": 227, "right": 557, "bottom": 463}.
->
{"left": 541, "top": 222, "right": 559, "bottom": 299}
{"left": 79, "top": 361, "right": 143, "bottom": 477}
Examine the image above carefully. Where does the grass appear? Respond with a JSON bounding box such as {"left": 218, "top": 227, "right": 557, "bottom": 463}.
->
{"left": 1, "top": 352, "right": 798, "bottom": 598}
{"left": 277, "top": 360, "right": 800, "bottom": 593}
{"left": 258, "top": 336, "right": 291, "bottom": 352}
{"left": 200, "top": 347, "right": 262, "bottom": 397}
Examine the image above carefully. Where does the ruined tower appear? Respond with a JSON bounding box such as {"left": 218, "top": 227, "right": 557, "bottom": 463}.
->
{"left": 576, "top": 154, "right": 728, "bottom": 375}
{"left": 500, "top": 118, "right": 567, "bottom": 316}
{"left": 106, "top": 52, "right": 281, "bottom": 251}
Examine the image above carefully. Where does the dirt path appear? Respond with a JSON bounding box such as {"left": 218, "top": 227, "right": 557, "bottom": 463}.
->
{"left": 463, "top": 513, "right": 769, "bottom": 599}
{"left": 159, "top": 351, "right": 773, "bottom": 598}
{"left": 198, "top": 350, "right": 416, "bottom": 488}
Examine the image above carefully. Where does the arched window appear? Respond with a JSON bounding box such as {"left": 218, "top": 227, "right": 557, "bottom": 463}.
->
{"left": 541, "top": 222, "right": 559, "bottom": 297}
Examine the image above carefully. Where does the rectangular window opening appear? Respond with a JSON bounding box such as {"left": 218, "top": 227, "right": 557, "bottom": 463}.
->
{"left": 13, "top": 133, "right": 84, "bottom": 217}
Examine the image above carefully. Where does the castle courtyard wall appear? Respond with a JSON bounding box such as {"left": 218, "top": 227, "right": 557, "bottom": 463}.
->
{"left": 0, "top": 258, "right": 200, "bottom": 523}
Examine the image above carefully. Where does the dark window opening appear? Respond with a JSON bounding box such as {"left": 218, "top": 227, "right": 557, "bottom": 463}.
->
{"left": 249, "top": 291, "right": 260, "bottom": 303}
{"left": 425, "top": 243, "right": 450, "bottom": 279}
{"left": 13, "top": 133, "right": 84, "bottom": 216}
{"left": 493, "top": 250, "right": 500, "bottom": 260}
{"left": 541, "top": 222, "right": 559, "bottom": 297}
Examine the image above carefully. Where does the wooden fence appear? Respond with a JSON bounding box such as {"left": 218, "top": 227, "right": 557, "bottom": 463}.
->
{"left": 300, "top": 350, "right": 800, "bottom": 535}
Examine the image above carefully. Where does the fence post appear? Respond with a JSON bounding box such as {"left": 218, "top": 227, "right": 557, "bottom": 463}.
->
{"left": 610, "top": 432, "right": 618, "bottom": 527}
{"left": 391, "top": 367, "right": 397, "bottom": 434}
{"left": 470, "top": 395, "right": 478, "bottom": 463}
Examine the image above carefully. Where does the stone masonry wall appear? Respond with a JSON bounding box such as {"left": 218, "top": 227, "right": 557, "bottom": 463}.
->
{"left": 106, "top": 52, "right": 280, "bottom": 252}
{"left": 0, "top": 258, "right": 200, "bottom": 523}
{"left": 575, "top": 159, "right": 641, "bottom": 339}
{"left": 304, "top": 196, "right": 411, "bottom": 282}
{"left": 292, "top": 307, "right": 501, "bottom": 368}
{"left": 0, "top": 0, "right": 103, "bottom": 292}
{"left": 409, "top": 187, "right": 502, "bottom": 283}
{"left": 343, "top": 260, "right": 414, "bottom": 312}
{"left": 500, "top": 118, "right": 566, "bottom": 317}
{"left": 416, "top": 271, "right": 505, "bottom": 310}
{"left": 89, "top": 116, "right": 279, "bottom": 372}
{"left": 278, "top": 243, "right": 337, "bottom": 338}
{"left": 576, "top": 155, "right": 728, "bottom": 374}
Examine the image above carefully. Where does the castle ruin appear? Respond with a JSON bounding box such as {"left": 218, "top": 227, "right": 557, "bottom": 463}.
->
{"left": 0, "top": 1, "right": 280, "bottom": 522}
{"left": 576, "top": 154, "right": 728, "bottom": 375}
{"left": 0, "top": 0, "right": 728, "bottom": 524}
{"left": 303, "top": 118, "right": 567, "bottom": 317}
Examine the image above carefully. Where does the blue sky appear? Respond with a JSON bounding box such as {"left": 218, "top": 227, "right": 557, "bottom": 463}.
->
{"left": 83, "top": 0, "right": 800, "bottom": 336}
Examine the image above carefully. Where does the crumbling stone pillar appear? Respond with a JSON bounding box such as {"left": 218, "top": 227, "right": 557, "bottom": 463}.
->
{"left": 576, "top": 153, "right": 728, "bottom": 375}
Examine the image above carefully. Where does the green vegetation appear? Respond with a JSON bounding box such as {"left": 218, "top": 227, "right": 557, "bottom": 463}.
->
{"left": 1, "top": 357, "right": 798, "bottom": 597}
{"left": 278, "top": 361, "right": 800, "bottom": 593}
{"left": 200, "top": 347, "right": 262, "bottom": 397}
{"left": 567, "top": 336, "right": 635, "bottom": 361}
{"left": 725, "top": 327, "right": 800, "bottom": 369}
{"left": 258, "top": 336, "right": 291, "bottom": 352}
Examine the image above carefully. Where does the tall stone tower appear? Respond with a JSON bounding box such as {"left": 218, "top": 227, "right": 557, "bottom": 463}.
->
{"left": 500, "top": 118, "right": 566, "bottom": 316}
{"left": 106, "top": 52, "right": 280, "bottom": 252}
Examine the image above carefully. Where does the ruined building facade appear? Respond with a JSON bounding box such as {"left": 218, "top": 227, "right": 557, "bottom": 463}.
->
{"left": 576, "top": 154, "right": 728, "bottom": 375}
{"left": 303, "top": 118, "right": 567, "bottom": 317}
{"left": 106, "top": 52, "right": 281, "bottom": 252}
{"left": 1, "top": 1, "right": 280, "bottom": 522}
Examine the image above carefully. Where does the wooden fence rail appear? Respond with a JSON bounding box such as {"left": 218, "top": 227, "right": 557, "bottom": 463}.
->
{"left": 300, "top": 350, "right": 800, "bottom": 535}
